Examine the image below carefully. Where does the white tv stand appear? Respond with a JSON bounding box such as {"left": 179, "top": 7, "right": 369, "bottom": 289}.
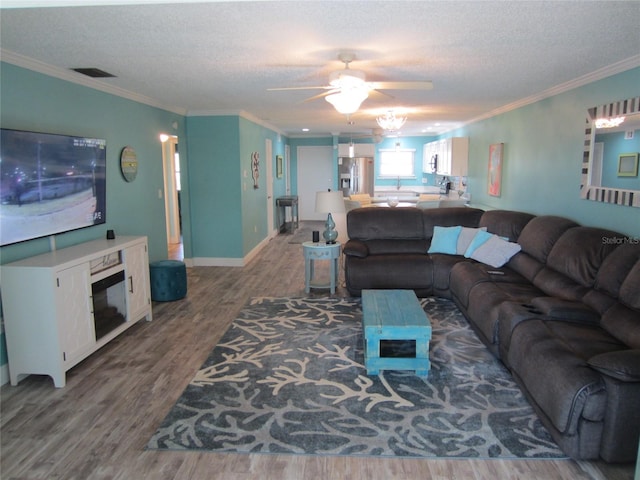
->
{"left": 1, "top": 236, "right": 152, "bottom": 387}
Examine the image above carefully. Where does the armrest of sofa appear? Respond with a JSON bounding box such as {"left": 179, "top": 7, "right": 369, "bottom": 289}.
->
{"left": 343, "top": 240, "right": 369, "bottom": 258}
{"left": 530, "top": 297, "right": 600, "bottom": 324}
{"left": 588, "top": 350, "right": 640, "bottom": 382}
{"left": 589, "top": 349, "right": 640, "bottom": 462}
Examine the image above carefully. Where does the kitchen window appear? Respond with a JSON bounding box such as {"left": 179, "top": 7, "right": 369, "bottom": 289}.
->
{"left": 379, "top": 148, "right": 416, "bottom": 178}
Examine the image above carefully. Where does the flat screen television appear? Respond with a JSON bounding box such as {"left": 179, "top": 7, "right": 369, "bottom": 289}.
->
{"left": 0, "top": 129, "right": 107, "bottom": 246}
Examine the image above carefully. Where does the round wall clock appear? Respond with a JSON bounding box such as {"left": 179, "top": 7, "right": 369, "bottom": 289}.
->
{"left": 120, "top": 146, "right": 138, "bottom": 182}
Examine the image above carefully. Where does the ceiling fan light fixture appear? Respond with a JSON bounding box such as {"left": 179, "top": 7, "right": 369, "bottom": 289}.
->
{"left": 325, "top": 87, "right": 369, "bottom": 115}
{"left": 329, "top": 69, "right": 366, "bottom": 88}
{"left": 595, "top": 116, "right": 625, "bottom": 129}
{"left": 377, "top": 110, "right": 407, "bottom": 132}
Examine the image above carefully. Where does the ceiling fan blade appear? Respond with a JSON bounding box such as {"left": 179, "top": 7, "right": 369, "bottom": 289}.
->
{"left": 267, "top": 86, "right": 330, "bottom": 91}
{"left": 300, "top": 89, "right": 340, "bottom": 103}
{"left": 369, "top": 81, "right": 433, "bottom": 90}
{"left": 369, "top": 89, "right": 395, "bottom": 100}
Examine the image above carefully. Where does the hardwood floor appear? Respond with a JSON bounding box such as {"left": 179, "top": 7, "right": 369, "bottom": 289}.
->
{"left": 1, "top": 224, "right": 635, "bottom": 480}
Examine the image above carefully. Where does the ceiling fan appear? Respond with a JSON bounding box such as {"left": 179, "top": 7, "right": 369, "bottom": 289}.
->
{"left": 267, "top": 52, "right": 433, "bottom": 114}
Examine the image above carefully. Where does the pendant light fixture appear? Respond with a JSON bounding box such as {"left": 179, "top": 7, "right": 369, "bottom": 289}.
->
{"left": 377, "top": 110, "right": 407, "bottom": 132}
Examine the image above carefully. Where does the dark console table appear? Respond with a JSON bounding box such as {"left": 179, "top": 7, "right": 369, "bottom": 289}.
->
{"left": 276, "top": 195, "right": 299, "bottom": 233}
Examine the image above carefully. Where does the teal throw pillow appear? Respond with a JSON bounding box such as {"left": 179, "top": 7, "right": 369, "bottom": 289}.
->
{"left": 463, "top": 229, "right": 493, "bottom": 257}
{"left": 456, "top": 227, "right": 487, "bottom": 255}
{"left": 428, "top": 226, "right": 462, "bottom": 255}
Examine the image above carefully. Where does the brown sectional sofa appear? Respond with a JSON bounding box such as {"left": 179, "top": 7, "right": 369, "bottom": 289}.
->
{"left": 343, "top": 206, "right": 640, "bottom": 462}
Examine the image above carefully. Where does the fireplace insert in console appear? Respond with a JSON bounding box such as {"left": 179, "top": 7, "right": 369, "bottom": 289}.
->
{"left": 91, "top": 270, "right": 126, "bottom": 340}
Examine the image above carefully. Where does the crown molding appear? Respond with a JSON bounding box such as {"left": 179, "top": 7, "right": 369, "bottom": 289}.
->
{"left": 1, "top": 49, "right": 188, "bottom": 115}
{"left": 187, "top": 109, "right": 286, "bottom": 137}
{"left": 457, "top": 54, "right": 640, "bottom": 130}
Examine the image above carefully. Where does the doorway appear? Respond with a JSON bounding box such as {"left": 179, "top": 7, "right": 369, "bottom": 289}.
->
{"left": 297, "top": 146, "right": 333, "bottom": 220}
{"left": 161, "top": 136, "right": 182, "bottom": 260}
{"left": 266, "top": 138, "right": 275, "bottom": 236}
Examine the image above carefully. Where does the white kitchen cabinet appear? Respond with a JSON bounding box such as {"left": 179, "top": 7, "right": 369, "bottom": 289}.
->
{"left": 435, "top": 137, "right": 469, "bottom": 177}
{"left": 424, "top": 137, "right": 469, "bottom": 177}
{"left": 1, "top": 236, "right": 152, "bottom": 387}
{"left": 423, "top": 141, "right": 440, "bottom": 173}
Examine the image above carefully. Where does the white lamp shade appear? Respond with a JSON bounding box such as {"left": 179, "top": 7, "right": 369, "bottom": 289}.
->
{"left": 315, "top": 191, "right": 346, "bottom": 213}
{"left": 325, "top": 88, "right": 369, "bottom": 115}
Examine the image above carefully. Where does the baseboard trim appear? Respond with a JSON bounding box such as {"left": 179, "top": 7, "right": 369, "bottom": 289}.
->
{"left": 191, "top": 235, "right": 272, "bottom": 267}
{"left": 0, "top": 363, "right": 9, "bottom": 387}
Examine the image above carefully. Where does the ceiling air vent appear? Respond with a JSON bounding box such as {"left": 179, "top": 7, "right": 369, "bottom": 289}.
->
{"left": 71, "top": 68, "right": 116, "bottom": 78}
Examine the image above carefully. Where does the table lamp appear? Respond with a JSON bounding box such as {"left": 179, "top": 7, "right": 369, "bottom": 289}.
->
{"left": 315, "top": 190, "right": 345, "bottom": 244}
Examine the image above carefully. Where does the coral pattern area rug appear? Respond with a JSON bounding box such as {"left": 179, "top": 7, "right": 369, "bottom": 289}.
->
{"left": 147, "top": 297, "right": 565, "bottom": 459}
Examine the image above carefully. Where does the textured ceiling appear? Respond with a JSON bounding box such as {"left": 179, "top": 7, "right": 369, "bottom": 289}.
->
{"left": 1, "top": 0, "right": 639, "bottom": 137}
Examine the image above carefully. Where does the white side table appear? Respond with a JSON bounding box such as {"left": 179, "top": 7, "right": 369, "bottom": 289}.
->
{"left": 302, "top": 241, "right": 341, "bottom": 294}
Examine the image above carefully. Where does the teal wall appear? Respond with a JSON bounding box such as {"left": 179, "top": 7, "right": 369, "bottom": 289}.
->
{"left": 0, "top": 62, "right": 189, "bottom": 376}
{"left": 453, "top": 67, "right": 640, "bottom": 237}
{"left": 186, "top": 115, "right": 243, "bottom": 258}
{"left": 0, "top": 63, "right": 188, "bottom": 264}
{"left": 238, "top": 116, "right": 287, "bottom": 254}
{"left": 1, "top": 60, "right": 638, "bottom": 377}
{"left": 186, "top": 115, "right": 286, "bottom": 260}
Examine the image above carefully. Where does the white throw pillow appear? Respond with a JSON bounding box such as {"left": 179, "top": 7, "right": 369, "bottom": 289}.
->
{"left": 470, "top": 235, "right": 522, "bottom": 268}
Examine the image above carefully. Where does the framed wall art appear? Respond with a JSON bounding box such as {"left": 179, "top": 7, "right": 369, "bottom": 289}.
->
{"left": 251, "top": 152, "right": 260, "bottom": 189}
{"left": 276, "top": 155, "right": 283, "bottom": 178}
{"left": 617, "top": 153, "right": 638, "bottom": 177}
{"left": 488, "top": 143, "right": 504, "bottom": 197}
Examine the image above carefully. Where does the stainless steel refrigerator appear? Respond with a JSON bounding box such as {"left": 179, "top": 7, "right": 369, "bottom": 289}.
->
{"left": 339, "top": 157, "right": 374, "bottom": 197}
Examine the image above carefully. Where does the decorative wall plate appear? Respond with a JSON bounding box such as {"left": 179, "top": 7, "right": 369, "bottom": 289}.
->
{"left": 120, "top": 146, "right": 138, "bottom": 182}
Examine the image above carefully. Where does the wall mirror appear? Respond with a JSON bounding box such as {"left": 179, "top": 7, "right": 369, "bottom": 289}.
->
{"left": 581, "top": 96, "right": 640, "bottom": 207}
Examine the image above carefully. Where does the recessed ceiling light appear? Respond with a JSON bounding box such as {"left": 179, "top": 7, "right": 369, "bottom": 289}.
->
{"left": 302, "top": 128, "right": 310, "bottom": 132}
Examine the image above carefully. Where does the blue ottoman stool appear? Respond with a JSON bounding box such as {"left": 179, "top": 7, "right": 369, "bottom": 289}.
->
{"left": 149, "top": 260, "right": 187, "bottom": 301}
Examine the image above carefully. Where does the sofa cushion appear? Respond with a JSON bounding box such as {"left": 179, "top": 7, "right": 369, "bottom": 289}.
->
{"left": 588, "top": 350, "right": 640, "bottom": 382}
{"left": 530, "top": 297, "right": 600, "bottom": 324}
{"left": 545, "top": 227, "right": 621, "bottom": 287}
{"left": 479, "top": 210, "right": 535, "bottom": 241}
{"left": 366, "top": 239, "right": 430, "bottom": 255}
{"left": 508, "top": 319, "right": 608, "bottom": 435}
{"left": 342, "top": 240, "right": 368, "bottom": 258}
{"left": 428, "top": 226, "right": 462, "bottom": 254}
{"left": 600, "top": 302, "right": 640, "bottom": 349}
{"left": 422, "top": 207, "right": 484, "bottom": 239}
{"left": 594, "top": 243, "right": 640, "bottom": 300}
{"left": 461, "top": 280, "right": 543, "bottom": 348}
{"left": 431, "top": 254, "right": 472, "bottom": 297}
{"left": 516, "top": 216, "right": 578, "bottom": 263}
{"left": 344, "top": 254, "right": 433, "bottom": 295}
{"left": 507, "top": 251, "right": 545, "bottom": 282}
{"left": 347, "top": 207, "right": 424, "bottom": 240}
{"left": 532, "top": 267, "right": 590, "bottom": 301}
{"left": 619, "top": 256, "right": 640, "bottom": 311}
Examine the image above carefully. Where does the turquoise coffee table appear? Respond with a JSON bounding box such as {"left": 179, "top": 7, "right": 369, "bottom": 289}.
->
{"left": 362, "top": 289, "right": 432, "bottom": 377}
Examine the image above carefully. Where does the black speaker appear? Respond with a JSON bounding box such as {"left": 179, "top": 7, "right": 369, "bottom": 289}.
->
{"left": 312, "top": 230, "right": 320, "bottom": 243}
{"left": 106, "top": 229, "right": 115, "bottom": 240}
